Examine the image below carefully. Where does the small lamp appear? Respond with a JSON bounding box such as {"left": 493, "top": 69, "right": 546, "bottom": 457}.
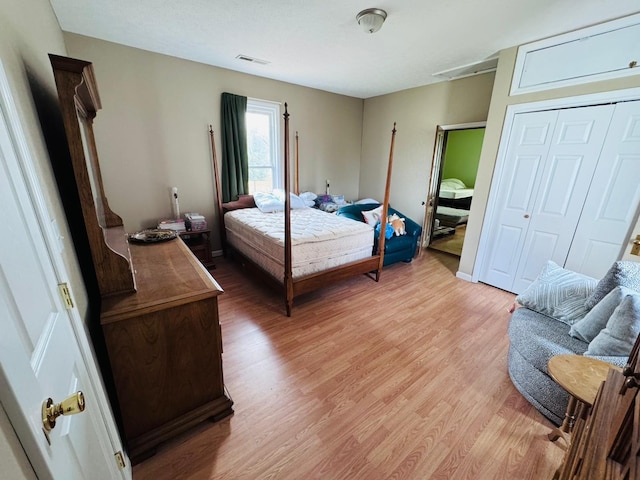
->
{"left": 356, "top": 8, "right": 387, "bottom": 34}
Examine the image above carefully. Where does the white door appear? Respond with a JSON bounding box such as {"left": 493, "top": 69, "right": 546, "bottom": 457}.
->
{"left": 0, "top": 65, "right": 130, "bottom": 479}
{"left": 566, "top": 100, "right": 640, "bottom": 278}
{"left": 480, "top": 104, "right": 615, "bottom": 292}
{"left": 511, "top": 104, "right": 615, "bottom": 292}
{"left": 479, "top": 110, "right": 558, "bottom": 291}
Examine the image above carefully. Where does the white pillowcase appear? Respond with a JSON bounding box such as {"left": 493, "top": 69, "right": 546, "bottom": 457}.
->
{"left": 253, "top": 192, "right": 283, "bottom": 213}
{"left": 362, "top": 205, "right": 384, "bottom": 226}
{"left": 441, "top": 178, "right": 467, "bottom": 190}
{"left": 515, "top": 261, "right": 597, "bottom": 324}
{"left": 273, "top": 189, "right": 308, "bottom": 210}
{"left": 254, "top": 190, "right": 309, "bottom": 213}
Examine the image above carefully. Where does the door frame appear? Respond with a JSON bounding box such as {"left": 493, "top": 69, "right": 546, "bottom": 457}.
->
{"left": 0, "top": 59, "right": 131, "bottom": 478}
{"left": 420, "top": 122, "right": 487, "bottom": 249}
{"left": 472, "top": 86, "right": 640, "bottom": 283}
{"left": 421, "top": 121, "right": 486, "bottom": 248}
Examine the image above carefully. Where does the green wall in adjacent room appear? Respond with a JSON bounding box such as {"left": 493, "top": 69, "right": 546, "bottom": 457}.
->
{"left": 442, "top": 128, "right": 485, "bottom": 187}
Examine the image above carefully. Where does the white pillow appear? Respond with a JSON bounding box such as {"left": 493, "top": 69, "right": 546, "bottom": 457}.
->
{"left": 272, "top": 189, "right": 308, "bottom": 209}
{"left": 362, "top": 205, "right": 384, "bottom": 226}
{"left": 253, "top": 192, "right": 283, "bottom": 213}
{"left": 441, "top": 178, "right": 466, "bottom": 190}
{"left": 515, "top": 261, "right": 597, "bottom": 324}
{"left": 355, "top": 198, "right": 380, "bottom": 205}
{"left": 299, "top": 191, "right": 317, "bottom": 202}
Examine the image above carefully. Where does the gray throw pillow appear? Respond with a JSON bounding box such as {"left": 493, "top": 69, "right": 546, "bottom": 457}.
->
{"left": 585, "top": 261, "right": 640, "bottom": 311}
{"left": 570, "top": 286, "right": 635, "bottom": 342}
{"left": 516, "top": 261, "right": 597, "bottom": 324}
{"left": 586, "top": 293, "right": 640, "bottom": 356}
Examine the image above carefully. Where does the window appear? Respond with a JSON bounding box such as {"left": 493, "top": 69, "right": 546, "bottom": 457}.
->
{"left": 246, "top": 99, "right": 281, "bottom": 194}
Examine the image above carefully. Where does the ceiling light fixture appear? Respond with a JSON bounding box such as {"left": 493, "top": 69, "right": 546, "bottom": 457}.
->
{"left": 356, "top": 8, "right": 387, "bottom": 34}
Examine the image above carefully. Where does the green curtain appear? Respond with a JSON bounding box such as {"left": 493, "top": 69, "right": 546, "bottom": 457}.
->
{"left": 220, "top": 92, "right": 248, "bottom": 202}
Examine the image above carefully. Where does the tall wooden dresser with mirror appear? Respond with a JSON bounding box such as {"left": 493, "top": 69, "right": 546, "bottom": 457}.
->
{"left": 49, "top": 54, "right": 233, "bottom": 464}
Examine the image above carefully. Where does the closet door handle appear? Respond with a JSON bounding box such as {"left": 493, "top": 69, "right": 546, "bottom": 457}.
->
{"left": 524, "top": 214, "right": 530, "bottom": 219}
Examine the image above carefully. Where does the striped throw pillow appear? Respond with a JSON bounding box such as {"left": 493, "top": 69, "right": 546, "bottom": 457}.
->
{"left": 516, "top": 261, "right": 597, "bottom": 325}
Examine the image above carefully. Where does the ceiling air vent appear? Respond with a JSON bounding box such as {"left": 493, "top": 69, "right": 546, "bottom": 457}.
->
{"left": 433, "top": 57, "right": 498, "bottom": 81}
{"left": 236, "top": 55, "right": 270, "bottom": 65}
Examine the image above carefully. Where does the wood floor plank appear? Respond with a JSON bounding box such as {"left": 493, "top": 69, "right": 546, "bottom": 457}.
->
{"left": 132, "top": 250, "right": 563, "bottom": 479}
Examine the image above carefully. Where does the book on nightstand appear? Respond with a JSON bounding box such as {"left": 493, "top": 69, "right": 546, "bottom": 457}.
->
{"left": 157, "top": 218, "right": 186, "bottom": 232}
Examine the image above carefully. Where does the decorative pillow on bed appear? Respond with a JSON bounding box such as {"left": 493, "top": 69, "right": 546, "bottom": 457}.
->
{"left": 586, "top": 293, "right": 640, "bottom": 356}
{"left": 222, "top": 194, "right": 256, "bottom": 213}
{"left": 362, "top": 205, "right": 384, "bottom": 226}
{"left": 515, "top": 261, "right": 597, "bottom": 324}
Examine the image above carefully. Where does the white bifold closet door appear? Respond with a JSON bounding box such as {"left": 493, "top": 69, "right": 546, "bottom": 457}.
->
{"left": 480, "top": 100, "right": 640, "bottom": 293}
{"left": 565, "top": 100, "right": 640, "bottom": 278}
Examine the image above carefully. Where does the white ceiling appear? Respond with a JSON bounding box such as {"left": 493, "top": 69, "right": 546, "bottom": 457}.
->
{"left": 48, "top": 0, "right": 640, "bottom": 99}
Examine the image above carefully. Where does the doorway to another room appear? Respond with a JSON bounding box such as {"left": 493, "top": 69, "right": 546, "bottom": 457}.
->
{"left": 424, "top": 123, "right": 485, "bottom": 258}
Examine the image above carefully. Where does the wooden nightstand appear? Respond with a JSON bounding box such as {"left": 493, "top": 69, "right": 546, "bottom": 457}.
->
{"left": 179, "top": 229, "right": 215, "bottom": 270}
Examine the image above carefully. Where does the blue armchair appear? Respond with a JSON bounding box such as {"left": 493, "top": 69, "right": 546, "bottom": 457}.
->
{"left": 336, "top": 203, "right": 422, "bottom": 266}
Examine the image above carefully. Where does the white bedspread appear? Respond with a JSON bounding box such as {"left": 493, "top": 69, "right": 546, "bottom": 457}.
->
{"left": 225, "top": 207, "right": 374, "bottom": 279}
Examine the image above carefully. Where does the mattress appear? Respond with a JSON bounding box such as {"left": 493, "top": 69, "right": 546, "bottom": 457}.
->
{"left": 436, "top": 206, "right": 470, "bottom": 227}
{"left": 225, "top": 207, "right": 374, "bottom": 279}
{"left": 438, "top": 187, "right": 474, "bottom": 200}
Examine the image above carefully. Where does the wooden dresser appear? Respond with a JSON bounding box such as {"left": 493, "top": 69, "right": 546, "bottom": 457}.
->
{"left": 554, "top": 335, "right": 640, "bottom": 479}
{"left": 49, "top": 54, "right": 233, "bottom": 464}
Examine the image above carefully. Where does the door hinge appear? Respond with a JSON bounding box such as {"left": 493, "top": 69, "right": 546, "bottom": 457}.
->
{"left": 114, "top": 451, "right": 126, "bottom": 469}
{"left": 57, "top": 283, "right": 74, "bottom": 309}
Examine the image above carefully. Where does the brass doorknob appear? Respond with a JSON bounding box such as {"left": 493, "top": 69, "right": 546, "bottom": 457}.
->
{"left": 42, "top": 391, "right": 85, "bottom": 431}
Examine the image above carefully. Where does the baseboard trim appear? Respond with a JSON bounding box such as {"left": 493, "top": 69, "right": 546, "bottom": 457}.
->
{"left": 456, "top": 271, "right": 473, "bottom": 282}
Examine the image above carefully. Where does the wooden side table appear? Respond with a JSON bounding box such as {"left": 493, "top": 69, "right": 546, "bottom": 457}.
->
{"left": 547, "top": 354, "right": 619, "bottom": 443}
{"left": 179, "top": 229, "right": 215, "bottom": 270}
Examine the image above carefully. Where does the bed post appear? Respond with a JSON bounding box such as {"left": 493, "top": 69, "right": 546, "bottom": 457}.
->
{"left": 210, "top": 125, "right": 227, "bottom": 257}
{"left": 376, "top": 123, "right": 397, "bottom": 281}
{"left": 294, "top": 131, "right": 300, "bottom": 196}
{"left": 283, "top": 105, "right": 294, "bottom": 316}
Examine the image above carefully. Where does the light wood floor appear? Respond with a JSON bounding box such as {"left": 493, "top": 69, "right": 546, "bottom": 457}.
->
{"left": 133, "top": 250, "right": 563, "bottom": 479}
{"left": 429, "top": 225, "right": 466, "bottom": 257}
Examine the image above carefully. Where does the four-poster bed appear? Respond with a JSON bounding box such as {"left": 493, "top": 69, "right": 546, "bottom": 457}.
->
{"left": 210, "top": 104, "right": 397, "bottom": 316}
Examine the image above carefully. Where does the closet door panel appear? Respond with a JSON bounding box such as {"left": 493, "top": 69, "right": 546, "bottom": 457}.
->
{"left": 512, "top": 105, "right": 615, "bottom": 293}
{"left": 566, "top": 100, "right": 640, "bottom": 278}
{"left": 480, "top": 111, "right": 556, "bottom": 291}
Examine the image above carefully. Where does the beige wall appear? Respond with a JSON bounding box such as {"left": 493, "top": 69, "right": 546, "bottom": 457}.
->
{"left": 0, "top": 0, "right": 75, "bottom": 476}
{"left": 459, "top": 46, "right": 640, "bottom": 277}
{"left": 64, "top": 34, "right": 364, "bottom": 249}
{"left": 360, "top": 73, "right": 495, "bottom": 226}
